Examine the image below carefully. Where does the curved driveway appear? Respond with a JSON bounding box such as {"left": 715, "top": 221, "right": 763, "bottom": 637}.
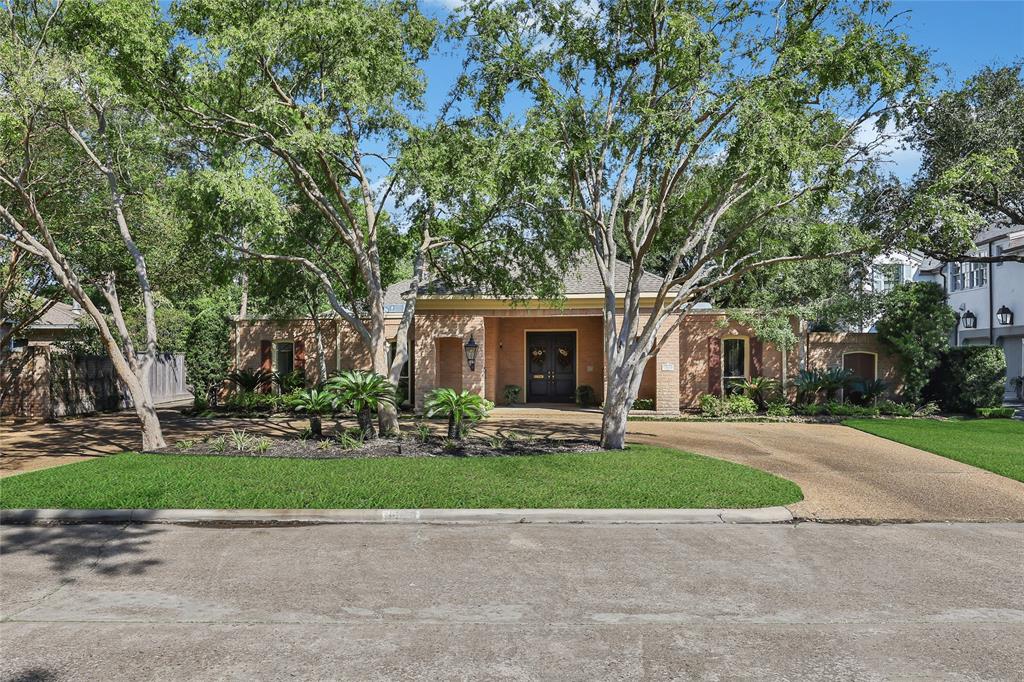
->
{"left": 487, "top": 409, "right": 1024, "bottom": 522}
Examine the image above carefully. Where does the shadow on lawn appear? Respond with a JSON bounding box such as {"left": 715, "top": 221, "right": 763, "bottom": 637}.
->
{"left": 1, "top": 522, "right": 166, "bottom": 581}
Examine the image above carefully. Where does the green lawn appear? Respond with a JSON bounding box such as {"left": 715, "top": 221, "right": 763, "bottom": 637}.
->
{"left": 0, "top": 445, "right": 802, "bottom": 510}
{"left": 845, "top": 418, "right": 1024, "bottom": 483}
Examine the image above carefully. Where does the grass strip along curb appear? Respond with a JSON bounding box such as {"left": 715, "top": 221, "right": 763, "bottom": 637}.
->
{"left": 0, "top": 445, "right": 803, "bottom": 510}
{"left": 0, "top": 506, "right": 794, "bottom": 525}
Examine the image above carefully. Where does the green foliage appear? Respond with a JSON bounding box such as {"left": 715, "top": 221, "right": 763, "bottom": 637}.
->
{"left": 274, "top": 370, "right": 306, "bottom": 393}
{"left": 792, "top": 370, "right": 824, "bottom": 405}
{"left": 222, "top": 391, "right": 284, "bottom": 413}
{"left": 335, "top": 429, "right": 365, "bottom": 450}
{"left": 183, "top": 297, "right": 234, "bottom": 400}
{"left": 326, "top": 371, "right": 396, "bottom": 439}
{"left": 739, "top": 376, "right": 780, "bottom": 410}
{"left": 900, "top": 65, "right": 1024, "bottom": 259}
{"left": 878, "top": 400, "right": 914, "bottom": 417}
{"left": 0, "top": 447, "right": 806, "bottom": 509}
{"left": 503, "top": 384, "right": 522, "bottom": 406}
{"left": 796, "top": 402, "right": 879, "bottom": 417}
{"left": 976, "top": 407, "right": 1015, "bottom": 419}
{"left": 698, "top": 394, "right": 758, "bottom": 418}
{"left": 424, "top": 388, "right": 493, "bottom": 440}
{"left": 575, "top": 385, "right": 597, "bottom": 407}
{"left": 227, "top": 368, "right": 274, "bottom": 393}
{"left": 414, "top": 421, "right": 432, "bottom": 443}
{"left": 228, "top": 429, "right": 254, "bottom": 452}
{"left": 631, "top": 398, "right": 655, "bottom": 411}
{"left": 925, "top": 346, "right": 1008, "bottom": 414}
{"left": 818, "top": 367, "right": 854, "bottom": 402}
{"left": 765, "top": 402, "right": 792, "bottom": 418}
{"left": 875, "top": 283, "right": 958, "bottom": 403}
{"left": 847, "top": 378, "right": 888, "bottom": 406}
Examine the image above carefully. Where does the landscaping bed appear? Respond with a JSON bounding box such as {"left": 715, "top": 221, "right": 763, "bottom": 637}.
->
{"left": 153, "top": 433, "right": 601, "bottom": 459}
{"left": 0, "top": 445, "right": 803, "bottom": 510}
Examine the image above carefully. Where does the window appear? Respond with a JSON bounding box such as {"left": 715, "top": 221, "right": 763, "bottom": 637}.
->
{"left": 871, "top": 263, "right": 903, "bottom": 294}
{"left": 722, "top": 337, "right": 747, "bottom": 395}
{"left": 950, "top": 260, "right": 986, "bottom": 291}
{"left": 273, "top": 341, "right": 294, "bottom": 375}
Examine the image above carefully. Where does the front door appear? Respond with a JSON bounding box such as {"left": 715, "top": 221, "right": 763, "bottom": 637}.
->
{"left": 526, "top": 332, "right": 576, "bottom": 403}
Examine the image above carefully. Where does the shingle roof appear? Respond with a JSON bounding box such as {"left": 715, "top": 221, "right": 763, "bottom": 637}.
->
{"left": 383, "top": 258, "right": 666, "bottom": 310}
{"left": 1, "top": 300, "right": 83, "bottom": 329}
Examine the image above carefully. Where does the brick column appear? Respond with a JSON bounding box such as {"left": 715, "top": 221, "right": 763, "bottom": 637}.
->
{"left": 654, "top": 316, "right": 681, "bottom": 415}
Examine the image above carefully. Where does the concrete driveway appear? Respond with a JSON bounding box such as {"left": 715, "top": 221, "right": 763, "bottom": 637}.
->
{"left": 4, "top": 406, "right": 1024, "bottom": 522}
{"left": 2, "top": 522, "right": 1022, "bottom": 680}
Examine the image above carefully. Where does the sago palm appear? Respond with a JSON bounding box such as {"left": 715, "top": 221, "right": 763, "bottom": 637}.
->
{"left": 424, "top": 388, "right": 493, "bottom": 440}
{"left": 326, "top": 370, "right": 396, "bottom": 439}
{"left": 740, "top": 376, "right": 780, "bottom": 410}
{"left": 227, "top": 367, "right": 274, "bottom": 393}
{"left": 287, "top": 389, "right": 337, "bottom": 438}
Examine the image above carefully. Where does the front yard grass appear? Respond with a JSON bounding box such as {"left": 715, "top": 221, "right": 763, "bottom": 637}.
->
{"left": 0, "top": 445, "right": 802, "bottom": 510}
{"left": 844, "top": 418, "right": 1024, "bottom": 483}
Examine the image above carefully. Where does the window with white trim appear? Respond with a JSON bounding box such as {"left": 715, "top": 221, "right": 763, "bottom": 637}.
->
{"left": 722, "top": 337, "right": 747, "bottom": 395}
{"left": 871, "top": 263, "right": 903, "bottom": 294}
{"left": 273, "top": 341, "right": 294, "bottom": 375}
{"left": 950, "top": 260, "right": 986, "bottom": 291}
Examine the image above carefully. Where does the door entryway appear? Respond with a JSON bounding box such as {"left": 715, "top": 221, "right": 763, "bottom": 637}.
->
{"left": 526, "top": 332, "right": 576, "bottom": 403}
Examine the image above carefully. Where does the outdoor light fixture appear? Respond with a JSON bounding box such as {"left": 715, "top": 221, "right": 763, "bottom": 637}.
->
{"left": 961, "top": 310, "right": 977, "bottom": 329}
{"left": 464, "top": 334, "right": 478, "bottom": 371}
{"left": 996, "top": 305, "right": 1014, "bottom": 326}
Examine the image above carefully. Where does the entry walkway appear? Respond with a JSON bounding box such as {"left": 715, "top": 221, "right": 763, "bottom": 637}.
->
{"left": 4, "top": 407, "right": 1024, "bottom": 522}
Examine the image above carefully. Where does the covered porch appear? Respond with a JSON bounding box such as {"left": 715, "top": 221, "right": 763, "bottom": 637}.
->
{"left": 412, "top": 304, "right": 680, "bottom": 414}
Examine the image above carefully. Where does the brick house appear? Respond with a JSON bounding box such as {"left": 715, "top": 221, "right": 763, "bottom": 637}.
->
{"left": 231, "top": 262, "right": 900, "bottom": 413}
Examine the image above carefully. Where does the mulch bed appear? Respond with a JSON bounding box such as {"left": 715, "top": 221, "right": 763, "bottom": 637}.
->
{"left": 150, "top": 436, "right": 601, "bottom": 460}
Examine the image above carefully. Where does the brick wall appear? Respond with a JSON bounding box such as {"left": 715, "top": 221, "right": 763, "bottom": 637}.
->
{"left": 807, "top": 332, "right": 903, "bottom": 399}
{"left": 0, "top": 348, "right": 50, "bottom": 419}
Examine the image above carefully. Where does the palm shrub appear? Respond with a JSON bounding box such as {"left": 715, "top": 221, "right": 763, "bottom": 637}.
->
{"left": 424, "top": 388, "right": 494, "bottom": 439}
{"left": 819, "top": 367, "right": 853, "bottom": 402}
{"left": 791, "top": 369, "right": 823, "bottom": 405}
{"left": 326, "top": 370, "right": 396, "bottom": 439}
{"left": 739, "top": 376, "right": 779, "bottom": 410}
{"left": 274, "top": 369, "right": 306, "bottom": 393}
{"left": 848, "top": 378, "right": 887, "bottom": 406}
{"left": 227, "top": 368, "right": 274, "bottom": 393}
{"left": 287, "top": 389, "right": 338, "bottom": 438}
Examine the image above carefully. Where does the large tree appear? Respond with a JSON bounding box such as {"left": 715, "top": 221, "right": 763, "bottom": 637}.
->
{"left": 898, "top": 64, "right": 1024, "bottom": 263}
{"left": 1, "top": 0, "right": 179, "bottom": 448}
{"left": 456, "top": 0, "right": 931, "bottom": 448}
{"left": 167, "top": 0, "right": 573, "bottom": 432}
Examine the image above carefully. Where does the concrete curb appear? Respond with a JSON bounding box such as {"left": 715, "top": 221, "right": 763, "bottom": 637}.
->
{"left": 0, "top": 506, "right": 793, "bottom": 526}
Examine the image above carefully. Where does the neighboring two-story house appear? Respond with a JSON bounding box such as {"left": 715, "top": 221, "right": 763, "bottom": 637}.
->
{"left": 917, "top": 225, "right": 1024, "bottom": 400}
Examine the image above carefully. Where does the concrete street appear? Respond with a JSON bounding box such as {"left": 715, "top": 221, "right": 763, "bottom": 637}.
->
{"left": 2, "top": 522, "right": 1022, "bottom": 680}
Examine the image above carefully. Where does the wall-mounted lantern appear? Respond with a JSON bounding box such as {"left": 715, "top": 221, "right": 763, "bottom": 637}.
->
{"left": 996, "top": 305, "right": 1014, "bottom": 326}
{"left": 961, "top": 310, "right": 977, "bottom": 329}
{"left": 464, "top": 334, "right": 478, "bottom": 371}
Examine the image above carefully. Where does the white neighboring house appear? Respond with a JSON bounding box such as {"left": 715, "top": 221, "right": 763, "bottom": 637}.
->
{"left": 916, "top": 225, "right": 1024, "bottom": 401}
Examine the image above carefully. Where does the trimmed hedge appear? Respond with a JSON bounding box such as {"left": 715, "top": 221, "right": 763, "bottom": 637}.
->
{"left": 977, "top": 407, "right": 1015, "bottom": 419}
{"left": 924, "top": 346, "right": 1006, "bottom": 414}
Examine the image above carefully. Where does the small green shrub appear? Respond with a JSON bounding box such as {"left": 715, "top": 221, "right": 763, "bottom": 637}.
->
{"left": 253, "top": 437, "right": 272, "bottom": 454}
{"left": 274, "top": 369, "right": 306, "bottom": 393}
{"left": 765, "top": 402, "right": 791, "bottom": 417}
{"left": 503, "top": 384, "right": 522, "bottom": 405}
{"left": 698, "top": 393, "right": 757, "bottom": 417}
{"left": 825, "top": 402, "right": 879, "bottom": 417}
{"left": 575, "top": 385, "right": 597, "bottom": 407}
{"left": 739, "top": 376, "right": 779, "bottom": 409}
{"left": 227, "top": 368, "right": 274, "bottom": 393}
{"left": 207, "top": 435, "right": 227, "bottom": 453}
{"left": 878, "top": 400, "right": 914, "bottom": 417}
{"left": 631, "top": 398, "right": 655, "bottom": 411}
{"left": 913, "top": 401, "right": 941, "bottom": 417}
{"left": 175, "top": 438, "right": 198, "bottom": 451}
{"left": 925, "top": 346, "right": 1007, "bottom": 414}
{"left": 192, "top": 394, "right": 209, "bottom": 413}
{"left": 976, "top": 407, "right": 1015, "bottom": 419}
{"left": 441, "top": 437, "right": 462, "bottom": 453}
{"left": 222, "top": 391, "right": 284, "bottom": 413}
{"left": 335, "top": 429, "right": 364, "bottom": 449}
{"left": 414, "top": 421, "right": 432, "bottom": 443}
{"left": 795, "top": 403, "right": 827, "bottom": 416}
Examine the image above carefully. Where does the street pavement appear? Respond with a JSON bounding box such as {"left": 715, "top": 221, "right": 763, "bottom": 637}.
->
{"left": 2, "top": 521, "right": 1022, "bottom": 681}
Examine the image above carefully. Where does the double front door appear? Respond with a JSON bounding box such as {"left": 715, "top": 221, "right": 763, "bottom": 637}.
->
{"left": 526, "top": 332, "right": 576, "bottom": 403}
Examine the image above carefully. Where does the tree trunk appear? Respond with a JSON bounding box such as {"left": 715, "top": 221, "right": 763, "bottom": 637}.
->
{"left": 447, "top": 413, "right": 458, "bottom": 439}
{"left": 308, "top": 302, "right": 328, "bottom": 384}
{"left": 309, "top": 415, "right": 322, "bottom": 439}
{"left": 358, "top": 407, "right": 376, "bottom": 440}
